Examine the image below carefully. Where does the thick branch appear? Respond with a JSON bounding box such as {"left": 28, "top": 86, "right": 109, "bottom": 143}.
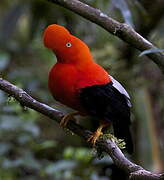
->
{"left": 47, "top": 0, "right": 164, "bottom": 73}
{"left": 0, "top": 78, "right": 163, "bottom": 180}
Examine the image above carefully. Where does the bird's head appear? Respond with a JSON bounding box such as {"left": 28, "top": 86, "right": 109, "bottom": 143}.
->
{"left": 43, "top": 24, "right": 93, "bottom": 64}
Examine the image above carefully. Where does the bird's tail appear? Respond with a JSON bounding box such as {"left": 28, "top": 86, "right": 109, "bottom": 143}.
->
{"left": 113, "top": 120, "right": 133, "bottom": 154}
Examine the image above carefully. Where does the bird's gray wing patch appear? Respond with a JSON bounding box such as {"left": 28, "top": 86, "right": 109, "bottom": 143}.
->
{"left": 110, "top": 75, "right": 132, "bottom": 107}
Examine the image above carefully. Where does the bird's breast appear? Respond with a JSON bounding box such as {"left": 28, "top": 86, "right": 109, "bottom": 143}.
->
{"left": 48, "top": 63, "right": 81, "bottom": 110}
{"left": 48, "top": 62, "right": 110, "bottom": 111}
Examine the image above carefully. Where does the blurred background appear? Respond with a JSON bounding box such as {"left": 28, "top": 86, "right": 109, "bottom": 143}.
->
{"left": 0, "top": 0, "right": 164, "bottom": 179}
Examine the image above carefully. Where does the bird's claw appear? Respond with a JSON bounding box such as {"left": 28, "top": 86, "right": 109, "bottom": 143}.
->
{"left": 60, "top": 112, "right": 78, "bottom": 127}
{"left": 87, "top": 131, "right": 103, "bottom": 146}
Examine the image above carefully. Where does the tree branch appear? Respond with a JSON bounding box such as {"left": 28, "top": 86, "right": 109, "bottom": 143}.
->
{"left": 47, "top": 0, "right": 164, "bottom": 73}
{"left": 0, "top": 78, "right": 163, "bottom": 180}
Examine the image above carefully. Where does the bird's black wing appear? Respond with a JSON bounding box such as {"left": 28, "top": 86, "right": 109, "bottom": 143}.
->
{"left": 79, "top": 82, "right": 133, "bottom": 153}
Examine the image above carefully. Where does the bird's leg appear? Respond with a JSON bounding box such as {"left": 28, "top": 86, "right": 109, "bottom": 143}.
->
{"left": 60, "top": 112, "right": 80, "bottom": 127}
{"left": 87, "top": 123, "right": 108, "bottom": 146}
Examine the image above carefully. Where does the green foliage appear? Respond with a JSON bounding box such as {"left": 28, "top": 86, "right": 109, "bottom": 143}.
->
{"left": 0, "top": 93, "right": 41, "bottom": 179}
{"left": 0, "top": 92, "right": 112, "bottom": 179}
{"left": 63, "top": 147, "right": 93, "bottom": 162}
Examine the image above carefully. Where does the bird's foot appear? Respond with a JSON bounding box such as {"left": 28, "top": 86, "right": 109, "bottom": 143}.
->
{"left": 60, "top": 112, "right": 79, "bottom": 127}
{"left": 87, "top": 130, "right": 103, "bottom": 147}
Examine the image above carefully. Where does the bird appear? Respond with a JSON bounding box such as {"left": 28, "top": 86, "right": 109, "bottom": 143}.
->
{"left": 43, "top": 24, "right": 133, "bottom": 153}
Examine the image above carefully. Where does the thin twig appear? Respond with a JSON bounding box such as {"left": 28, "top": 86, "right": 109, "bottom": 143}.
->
{"left": 47, "top": 0, "right": 164, "bottom": 73}
{"left": 0, "top": 78, "right": 163, "bottom": 180}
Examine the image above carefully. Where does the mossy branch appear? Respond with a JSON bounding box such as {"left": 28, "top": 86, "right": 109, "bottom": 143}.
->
{"left": 0, "top": 78, "right": 164, "bottom": 180}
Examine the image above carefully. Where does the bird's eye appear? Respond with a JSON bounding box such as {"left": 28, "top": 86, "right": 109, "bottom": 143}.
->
{"left": 66, "top": 42, "right": 72, "bottom": 48}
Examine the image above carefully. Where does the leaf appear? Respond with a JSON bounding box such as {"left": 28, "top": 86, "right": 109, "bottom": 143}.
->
{"left": 111, "top": 0, "right": 134, "bottom": 27}
{"left": 139, "top": 48, "right": 164, "bottom": 57}
{"left": 63, "top": 147, "right": 74, "bottom": 159}
{"left": 74, "top": 148, "right": 92, "bottom": 162}
{"left": 33, "top": 140, "right": 57, "bottom": 151}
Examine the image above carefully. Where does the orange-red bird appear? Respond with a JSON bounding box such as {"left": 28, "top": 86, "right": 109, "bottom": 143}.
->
{"left": 43, "top": 24, "right": 133, "bottom": 153}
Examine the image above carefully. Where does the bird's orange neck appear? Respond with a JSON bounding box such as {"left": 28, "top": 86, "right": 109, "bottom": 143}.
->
{"left": 54, "top": 50, "right": 94, "bottom": 65}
